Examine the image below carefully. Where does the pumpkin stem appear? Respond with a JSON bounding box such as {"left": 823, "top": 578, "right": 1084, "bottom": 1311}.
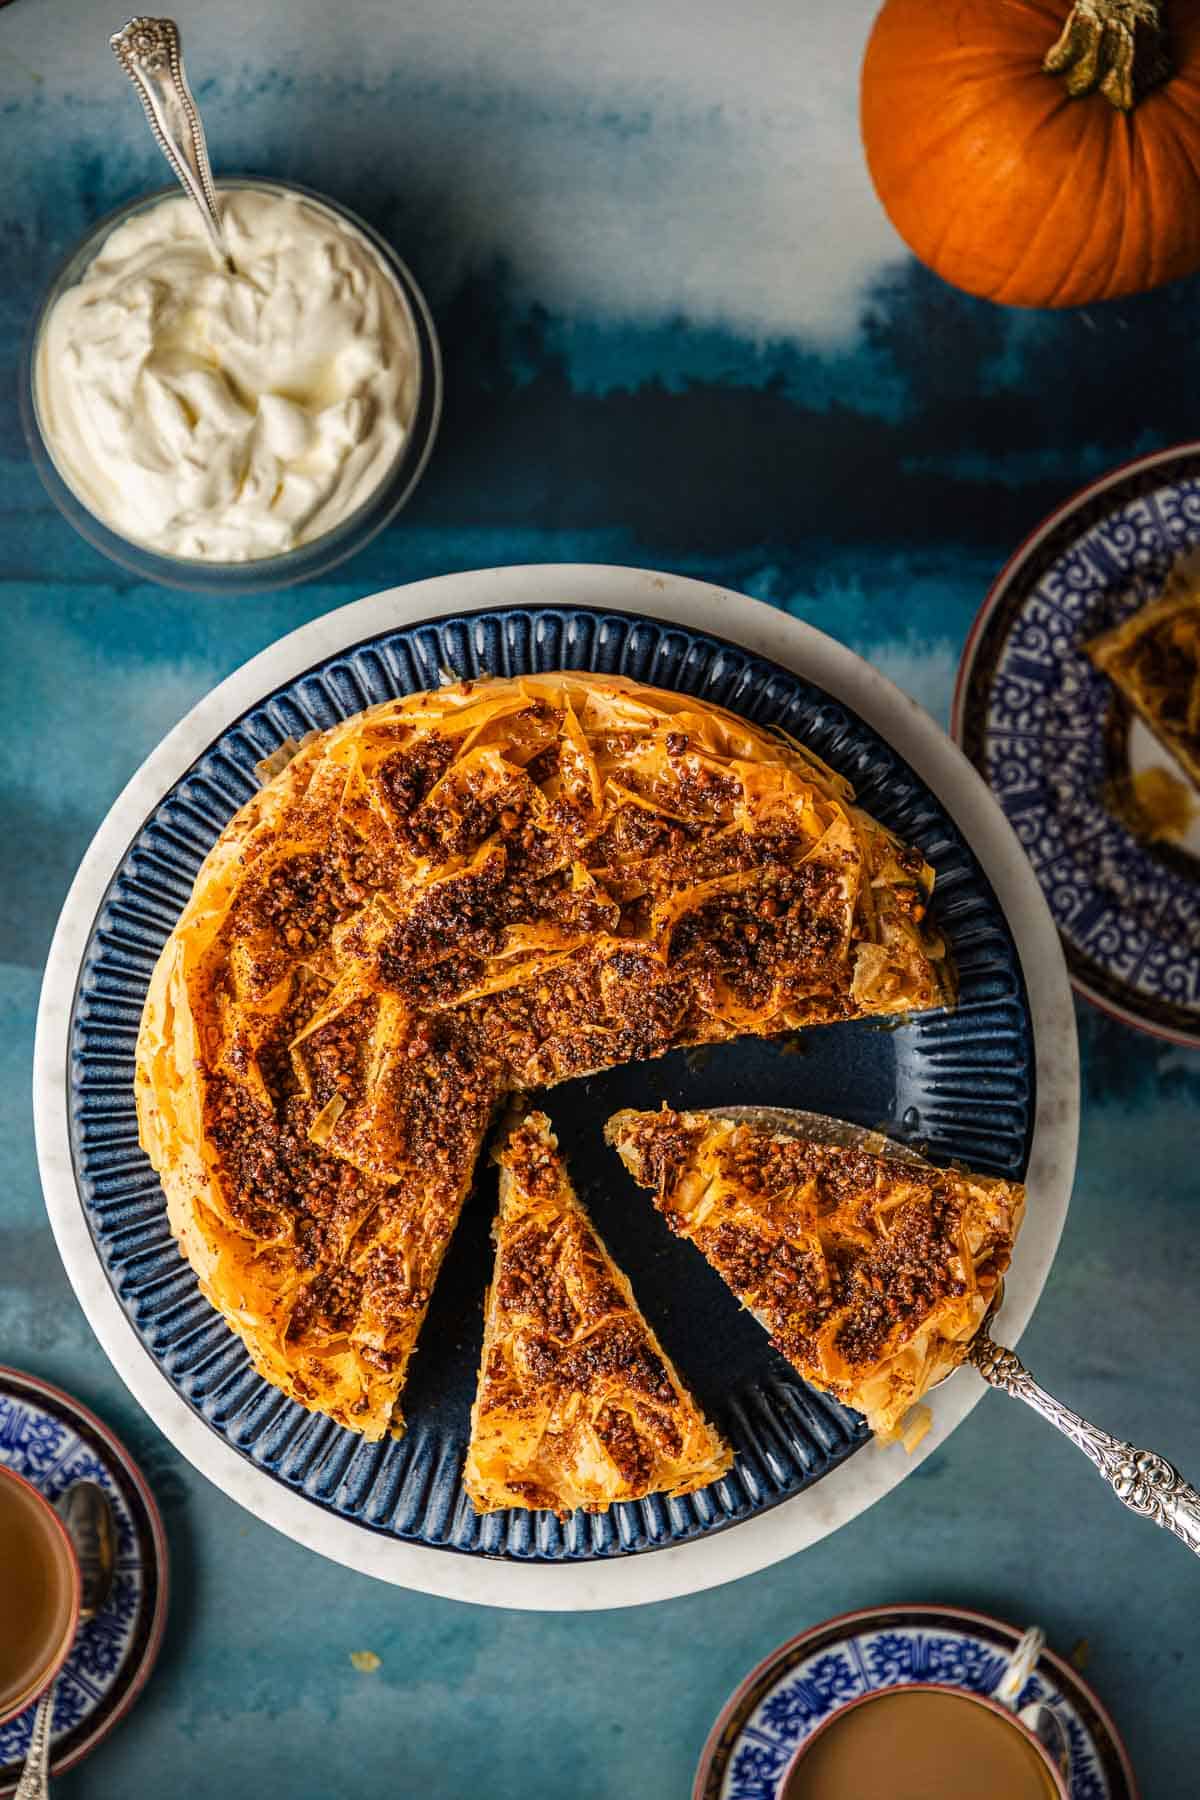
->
{"left": 1044, "top": 0, "right": 1171, "bottom": 109}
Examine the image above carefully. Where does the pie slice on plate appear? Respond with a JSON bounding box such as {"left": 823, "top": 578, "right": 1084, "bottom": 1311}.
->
{"left": 1088, "top": 563, "right": 1200, "bottom": 791}
{"left": 606, "top": 1107, "right": 1025, "bottom": 1445}
{"left": 464, "top": 1112, "right": 731, "bottom": 1516}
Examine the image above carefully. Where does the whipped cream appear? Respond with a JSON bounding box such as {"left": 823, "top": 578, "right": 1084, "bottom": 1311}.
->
{"left": 36, "top": 187, "right": 420, "bottom": 562}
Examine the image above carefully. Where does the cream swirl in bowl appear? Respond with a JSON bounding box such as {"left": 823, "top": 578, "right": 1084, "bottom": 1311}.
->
{"left": 35, "top": 185, "right": 421, "bottom": 564}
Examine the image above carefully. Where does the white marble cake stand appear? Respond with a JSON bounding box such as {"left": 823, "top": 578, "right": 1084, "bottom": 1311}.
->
{"left": 33, "top": 565, "right": 1079, "bottom": 1611}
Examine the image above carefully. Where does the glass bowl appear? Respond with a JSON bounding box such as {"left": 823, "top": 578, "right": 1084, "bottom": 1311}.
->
{"left": 20, "top": 177, "right": 442, "bottom": 595}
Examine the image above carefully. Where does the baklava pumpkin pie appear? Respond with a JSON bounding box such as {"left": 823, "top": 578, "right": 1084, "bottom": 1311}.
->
{"left": 135, "top": 673, "right": 952, "bottom": 1440}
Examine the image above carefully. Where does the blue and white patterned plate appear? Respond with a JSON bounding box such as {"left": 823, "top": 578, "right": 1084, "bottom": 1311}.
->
{"left": 696, "top": 1604, "right": 1137, "bottom": 1800}
{"left": 0, "top": 1367, "right": 167, "bottom": 1794}
{"left": 955, "top": 444, "right": 1200, "bottom": 1045}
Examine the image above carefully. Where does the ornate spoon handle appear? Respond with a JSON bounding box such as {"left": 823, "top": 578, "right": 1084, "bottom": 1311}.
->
{"left": 971, "top": 1333, "right": 1200, "bottom": 1555}
{"left": 109, "top": 17, "right": 233, "bottom": 270}
{"left": 13, "top": 1686, "right": 54, "bottom": 1800}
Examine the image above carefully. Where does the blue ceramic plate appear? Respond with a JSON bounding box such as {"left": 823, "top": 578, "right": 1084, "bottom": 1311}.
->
{"left": 67, "top": 603, "right": 1033, "bottom": 1566}
{"left": 0, "top": 1368, "right": 167, "bottom": 1794}
{"left": 695, "top": 1604, "right": 1137, "bottom": 1800}
{"left": 955, "top": 444, "right": 1200, "bottom": 1046}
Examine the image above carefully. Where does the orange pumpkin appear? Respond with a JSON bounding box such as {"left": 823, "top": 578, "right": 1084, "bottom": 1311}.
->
{"left": 860, "top": 0, "right": 1200, "bottom": 308}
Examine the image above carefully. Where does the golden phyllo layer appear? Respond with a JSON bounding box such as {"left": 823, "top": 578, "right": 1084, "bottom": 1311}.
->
{"left": 135, "top": 673, "right": 951, "bottom": 1439}
{"left": 1088, "top": 567, "right": 1200, "bottom": 790}
{"left": 606, "top": 1107, "right": 1023, "bottom": 1444}
{"left": 465, "top": 1113, "right": 730, "bottom": 1516}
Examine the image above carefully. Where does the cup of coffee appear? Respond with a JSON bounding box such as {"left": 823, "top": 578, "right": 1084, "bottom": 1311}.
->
{"left": 783, "top": 1682, "right": 1069, "bottom": 1800}
{"left": 0, "top": 1465, "right": 81, "bottom": 1725}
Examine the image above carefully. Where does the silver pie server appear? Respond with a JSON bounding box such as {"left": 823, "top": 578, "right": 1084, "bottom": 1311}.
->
{"left": 709, "top": 1104, "right": 1200, "bottom": 1558}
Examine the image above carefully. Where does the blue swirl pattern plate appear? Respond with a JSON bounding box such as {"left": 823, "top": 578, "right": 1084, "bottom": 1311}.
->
{"left": 696, "top": 1605, "right": 1137, "bottom": 1800}
{"left": 0, "top": 1368, "right": 167, "bottom": 1793}
{"left": 955, "top": 444, "right": 1200, "bottom": 1045}
{"left": 67, "top": 602, "right": 1033, "bottom": 1566}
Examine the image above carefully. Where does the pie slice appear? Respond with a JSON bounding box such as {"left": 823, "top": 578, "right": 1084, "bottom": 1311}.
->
{"left": 1088, "top": 565, "right": 1200, "bottom": 790}
{"left": 606, "top": 1107, "right": 1025, "bottom": 1445}
{"left": 464, "top": 1112, "right": 732, "bottom": 1516}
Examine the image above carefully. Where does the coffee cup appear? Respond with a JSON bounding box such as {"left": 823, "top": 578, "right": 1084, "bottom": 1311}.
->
{"left": 782, "top": 1679, "right": 1069, "bottom": 1800}
{"left": 0, "top": 1465, "right": 81, "bottom": 1726}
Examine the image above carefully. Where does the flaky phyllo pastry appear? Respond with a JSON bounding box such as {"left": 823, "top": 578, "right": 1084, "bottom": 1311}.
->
{"left": 607, "top": 1108, "right": 1023, "bottom": 1444}
{"left": 1088, "top": 563, "right": 1200, "bottom": 790}
{"left": 135, "top": 673, "right": 951, "bottom": 1439}
{"left": 464, "top": 1113, "right": 730, "bottom": 1515}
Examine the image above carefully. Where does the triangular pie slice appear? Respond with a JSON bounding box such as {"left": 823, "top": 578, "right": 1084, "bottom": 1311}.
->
{"left": 606, "top": 1106, "right": 1025, "bottom": 1445}
{"left": 1087, "top": 561, "right": 1200, "bottom": 792}
{"left": 464, "top": 1112, "right": 732, "bottom": 1516}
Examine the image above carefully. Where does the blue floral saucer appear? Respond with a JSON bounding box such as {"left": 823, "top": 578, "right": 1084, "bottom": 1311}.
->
{"left": 696, "top": 1604, "right": 1137, "bottom": 1800}
{"left": 0, "top": 1367, "right": 167, "bottom": 1793}
{"left": 955, "top": 443, "right": 1200, "bottom": 1045}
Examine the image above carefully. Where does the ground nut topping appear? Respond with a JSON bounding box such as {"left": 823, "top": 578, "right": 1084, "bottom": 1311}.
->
{"left": 136, "top": 673, "right": 949, "bottom": 1442}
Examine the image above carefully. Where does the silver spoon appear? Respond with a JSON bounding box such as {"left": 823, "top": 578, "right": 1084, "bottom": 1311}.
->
{"left": 109, "top": 16, "right": 234, "bottom": 272}
{"left": 14, "top": 1482, "right": 117, "bottom": 1800}
{"left": 710, "top": 1105, "right": 1200, "bottom": 1556}
{"left": 993, "top": 1626, "right": 1072, "bottom": 1784}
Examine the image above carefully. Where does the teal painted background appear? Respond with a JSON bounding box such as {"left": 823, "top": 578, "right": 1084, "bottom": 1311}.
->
{"left": 2, "top": 1, "right": 1198, "bottom": 1792}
